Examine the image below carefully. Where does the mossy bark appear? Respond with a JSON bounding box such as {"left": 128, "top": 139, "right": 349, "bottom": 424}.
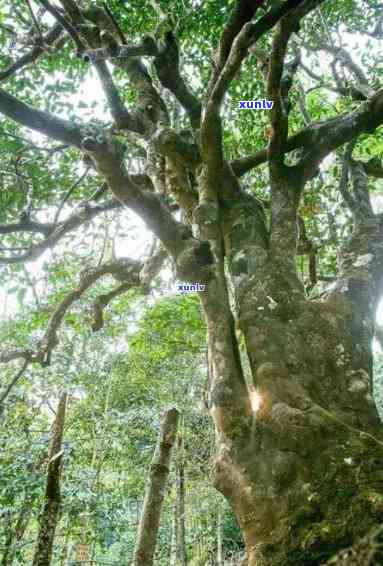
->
{"left": 214, "top": 294, "right": 383, "bottom": 566}
{"left": 197, "top": 172, "right": 383, "bottom": 565}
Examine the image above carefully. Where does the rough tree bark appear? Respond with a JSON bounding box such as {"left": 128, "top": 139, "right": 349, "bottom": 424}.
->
{"left": 133, "top": 407, "right": 179, "bottom": 566}
{"left": 176, "top": 436, "right": 187, "bottom": 566}
{"left": 32, "top": 393, "right": 67, "bottom": 566}
{"left": 1, "top": 1, "right": 383, "bottom": 565}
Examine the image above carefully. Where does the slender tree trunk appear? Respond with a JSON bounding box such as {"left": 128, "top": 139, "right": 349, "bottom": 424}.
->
{"left": 1, "top": 504, "right": 32, "bottom": 566}
{"left": 217, "top": 506, "right": 223, "bottom": 566}
{"left": 132, "top": 407, "right": 179, "bottom": 566}
{"left": 2, "top": 449, "right": 46, "bottom": 566}
{"left": 1, "top": 512, "right": 13, "bottom": 566}
{"left": 59, "top": 538, "right": 68, "bottom": 566}
{"left": 176, "top": 437, "right": 187, "bottom": 566}
{"left": 32, "top": 393, "right": 67, "bottom": 566}
{"left": 169, "top": 498, "right": 178, "bottom": 566}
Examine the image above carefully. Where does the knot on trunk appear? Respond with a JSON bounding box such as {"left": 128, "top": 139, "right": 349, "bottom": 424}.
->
{"left": 176, "top": 239, "right": 214, "bottom": 281}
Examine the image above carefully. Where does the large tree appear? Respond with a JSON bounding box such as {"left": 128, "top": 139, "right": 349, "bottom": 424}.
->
{"left": 1, "top": 1, "right": 383, "bottom": 564}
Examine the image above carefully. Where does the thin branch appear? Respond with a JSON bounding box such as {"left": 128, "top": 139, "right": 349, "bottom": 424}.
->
{"left": 0, "top": 127, "right": 68, "bottom": 152}
{"left": 90, "top": 281, "right": 132, "bottom": 331}
{"left": 0, "top": 349, "right": 32, "bottom": 364}
{"left": 300, "top": 88, "right": 383, "bottom": 180}
{"left": 24, "top": 0, "right": 43, "bottom": 39}
{"left": 139, "top": 241, "right": 167, "bottom": 289}
{"left": 338, "top": 141, "right": 357, "bottom": 212}
{"left": 319, "top": 42, "right": 370, "bottom": 86}
{"left": 153, "top": 31, "right": 202, "bottom": 129}
{"left": 302, "top": 38, "right": 376, "bottom": 99}
{"left": 231, "top": 88, "right": 383, "bottom": 178}
{"left": 0, "top": 199, "right": 121, "bottom": 264}
{"left": 0, "top": 247, "right": 166, "bottom": 367}
{"left": 201, "top": 0, "right": 316, "bottom": 182}
{"left": 297, "top": 81, "right": 311, "bottom": 125}
{"left": 230, "top": 124, "right": 314, "bottom": 176}
{"left": 36, "top": 0, "right": 86, "bottom": 54}
{"left": 350, "top": 159, "right": 374, "bottom": 220}
{"left": 300, "top": 61, "right": 367, "bottom": 101}
{"left": 93, "top": 59, "right": 146, "bottom": 134}
{"left": 208, "top": 0, "right": 263, "bottom": 93}
{"left": 0, "top": 24, "right": 64, "bottom": 82}
{"left": 103, "top": 3, "right": 126, "bottom": 45}
{"left": 267, "top": 20, "right": 294, "bottom": 164}
{"left": 0, "top": 218, "right": 54, "bottom": 236}
{"left": 37, "top": 259, "right": 141, "bottom": 365}
{"left": 22, "top": 264, "right": 41, "bottom": 308}
{"left": 208, "top": 0, "right": 308, "bottom": 109}
{"left": 0, "top": 246, "right": 30, "bottom": 251}
{"left": 0, "top": 358, "right": 30, "bottom": 412}
{"left": 267, "top": 1, "right": 326, "bottom": 168}
{"left": 368, "top": 13, "right": 383, "bottom": 38}
{"left": 14, "top": 6, "right": 32, "bottom": 27}
{"left": 56, "top": 0, "right": 84, "bottom": 24}
{"left": 0, "top": 249, "right": 167, "bottom": 370}
{"left": 52, "top": 168, "right": 89, "bottom": 225}
{"left": 84, "top": 37, "right": 158, "bottom": 63}
{"left": 0, "top": 22, "right": 17, "bottom": 36}
{"left": 149, "top": 0, "right": 167, "bottom": 20}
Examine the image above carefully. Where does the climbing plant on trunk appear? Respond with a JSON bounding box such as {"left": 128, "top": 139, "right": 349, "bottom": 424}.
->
{"left": 1, "top": 1, "right": 383, "bottom": 564}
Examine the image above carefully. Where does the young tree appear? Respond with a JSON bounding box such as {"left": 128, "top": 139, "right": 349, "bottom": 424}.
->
{"left": 32, "top": 393, "right": 67, "bottom": 566}
{"left": 1, "top": 1, "right": 383, "bottom": 564}
{"left": 133, "top": 407, "right": 179, "bottom": 566}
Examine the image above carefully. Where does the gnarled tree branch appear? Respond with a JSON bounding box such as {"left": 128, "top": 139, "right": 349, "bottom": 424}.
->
{"left": 0, "top": 198, "right": 122, "bottom": 264}
{"left": 0, "top": 24, "right": 64, "bottom": 82}
{"left": 231, "top": 89, "right": 383, "bottom": 178}
{"left": 0, "top": 89, "right": 84, "bottom": 147}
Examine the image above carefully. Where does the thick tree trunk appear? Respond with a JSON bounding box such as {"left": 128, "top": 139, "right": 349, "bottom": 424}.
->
{"left": 32, "top": 393, "right": 67, "bottom": 566}
{"left": 203, "top": 173, "right": 383, "bottom": 565}
{"left": 133, "top": 407, "right": 179, "bottom": 566}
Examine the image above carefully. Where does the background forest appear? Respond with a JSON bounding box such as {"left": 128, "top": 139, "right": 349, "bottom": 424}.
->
{"left": 1, "top": 0, "right": 383, "bottom": 564}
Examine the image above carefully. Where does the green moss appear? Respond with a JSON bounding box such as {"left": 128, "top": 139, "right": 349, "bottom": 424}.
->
{"left": 257, "top": 441, "right": 383, "bottom": 565}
